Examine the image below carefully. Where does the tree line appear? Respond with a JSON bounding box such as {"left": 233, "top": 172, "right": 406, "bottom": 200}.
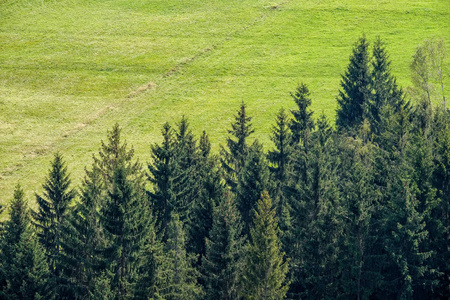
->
{"left": 0, "top": 36, "right": 448, "bottom": 299}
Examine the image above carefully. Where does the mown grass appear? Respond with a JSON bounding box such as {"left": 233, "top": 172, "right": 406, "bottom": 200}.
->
{"left": 0, "top": 0, "right": 449, "bottom": 206}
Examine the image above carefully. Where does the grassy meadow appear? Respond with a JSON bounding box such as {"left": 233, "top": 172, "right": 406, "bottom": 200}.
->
{"left": 0, "top": 0, "right": 449, "bottom": 205}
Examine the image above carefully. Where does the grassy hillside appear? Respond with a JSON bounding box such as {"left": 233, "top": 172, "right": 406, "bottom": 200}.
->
{"left": 1, "top": 0, "right": 449, "bottom": 205}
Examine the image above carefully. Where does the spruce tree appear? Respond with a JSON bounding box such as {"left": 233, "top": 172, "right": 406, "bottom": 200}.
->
{"left": 57, "top": 165, "right": 105, "bottom": 299}
{"left": 156, "top": 213, "right": 203, "bottom": 300}
{"left": 430, "top": 112, "right": 450, "bottom": 298}
{"left": 100, "top": 162, "right": 153, "bottom": 299}
{"left": 287, "top": 115, "right": 343, "bottom": 299}
{"left": 202, "top": 193, "right": 244, "bottom": 300}
{"left": 236, "top": 141, "right": 271, "bottom": 236}
{"left": 336, "top": 36, "right": 371, "bottom": 130}
{"left": 241, "top": 192, "right": 289, "bottom": 300}
{"left": 336, "top": 136, "right": 382, "bottom": 299}
{"left": 0, "top": 184, "right": 53, "bottom": 299}
{"left": 221, "top": 102, "right": 254, "bottom": 192}
{"left": 171, "top": 116, "right": 201, "bottom": 223}
{"left": 187, "top": 154, "right": 224, "bottom": 259}
{"left": 32, "top": 152, "right": 76, "bottom": 276}
{"left": 289, "top": 83, "right": 315, "bottom": 146}
{"left": 369, "top": 37, "right": 405, "bottom": 136}
{"left": 95, "top": 124, "right": 156, "bottom": 299}
{"left": 383, "top": 176, "right": 431, "bottom": 299}
{"left": 267, "top": 108, "right": 295, "bottom": 253}
{"left": 148, "top": 122, "right": 177, "bottom": 232}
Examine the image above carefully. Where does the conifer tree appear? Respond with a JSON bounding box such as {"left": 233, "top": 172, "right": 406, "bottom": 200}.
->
{"left": 57, "top": 165, "right": 105, "bottom": 299}
{"left": 336, "top": 36, "right": 371, "bottom": 130}
{"left": 336, "top": 136, "right": 382, "bottom": 299}
{"left": 236, "top": 141, "right": 271, "bottom": 236}
{"left": 287, "top": 115, "right": 343, "bottom": 299}
{"left": 188, "top": 154, "right": 224, "bottom": 259}
{"left": 430, "top": 112, "right": 450, "bottom": 298}
{"left": 289, "top": 83, "right": 315, "bottom": 146}
{"left": 241, "top": 192, "right": 289, "bottom": 300}
{"left": 268, "top": 108, "right": 293, "bottom": 207}
{"left": 156, "top": 213, "right": 203, "bottom": 300}
{"left": 95, "top": 124, "right": 156, "bottom": 299}
{"left": 32, "top": 152, "right": 76, "bottom": 276}
{"left": 221, "top": 102, "right": 254, "bottom": 192}
{"left": 383, "top": 176, "right": 431, "bottom": 299}
{"left": 100, "top": 163, "right": 153, "bottom": 299}
{"left": 171, "top": 116, "right": 201, "bottom": 224}
{"left": 202, "top": 193, "right": 244, "bottom": 300}
{"left": 267, "top": 108, "right": 294, "bottom": 251}
{"left": 369, "top": 37, "right": 405, "bottom": 136}
{"left": 148, "top": 122, "right": 177, "bottom": 232}
{"left": 0, "top": 184, "right": 53, "bottom": 299}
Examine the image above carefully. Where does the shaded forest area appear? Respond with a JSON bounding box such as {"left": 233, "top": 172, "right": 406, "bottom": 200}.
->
{"left": 0, "top": 37, "right": 448, "bottom": 299}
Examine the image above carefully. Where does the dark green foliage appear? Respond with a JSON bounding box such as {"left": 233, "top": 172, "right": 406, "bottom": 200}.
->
{"left": 336, "top": 135, "right": 382, "bottom": 299}
{"left": 202, "top": 193, "right": 244, "bottom": 300}
{"left": 149, "top": 118, "right": 203, "bottom": 236}
{"left": 156, "top": 214, "right": 203, "bottom": 300}
{"left": 32, "top": 152, "right": 76, "bottom": 275}
{"left": 187, "top": 154, "right": 224, "bottom": 259}
{"left": 100, "top": 160, "right": 153, "bottom": 299}
{"left": 430, "top": 112, "right": 450, "bottom": 298}
{"left": 148, "top": 122, "right": 177, "bottom": 232}
{"left": 287, "top": 115, "right": 343, "bottom": 299}
{"left": 0, "top": 185, "right": 53, "bottom": 299}
{"left": 369, "top": 37, "right": 406, "bottom": 136}
{"left": 241, "top": 191, "right": 289, "bottom": 300}
{"left": 92, "top": 124, "right": 157, "bottom": 299}
{"left": 221, "top": 101, "right": 255, "bottom": 192}
{"left": 267, "top": 108, "right": 295, "bottom": 253}
{"left": 289, "top": 83, "right": 315, "bottom": 146}
{"left": 172, "top": 116, "right": 201, "bottom": 222}
{"left": 268, "top": 108, "right": 293, "bottom": 207}
{"left": 383, "top": 176, "right": 432, "bottom": 299}
{"left": 236, "top": 141, "right": 271, "bottom": 236}
{"left": 336, "top": 36, "right": 371, "bottom": 130}
{"left": 57, "top": 165, "right": 105, "bottom": 299}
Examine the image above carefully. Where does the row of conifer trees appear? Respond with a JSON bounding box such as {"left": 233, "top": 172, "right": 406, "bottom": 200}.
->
{"left": 0, "top": 36, "right": 448, "bottom": 299}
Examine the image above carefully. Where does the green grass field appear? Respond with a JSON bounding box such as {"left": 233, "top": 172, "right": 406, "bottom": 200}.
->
{"left": 1, "top": 0, "right": 449, "bottom": 205}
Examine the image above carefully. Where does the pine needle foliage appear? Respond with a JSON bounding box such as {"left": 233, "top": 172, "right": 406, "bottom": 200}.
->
{"left": 241, "top": 191, "right": 289, "bottom": 300}
{"left": 32, "top": 152, "right": 76, "bottom": 275}
{"left": 202, "top": 193, "right": 244, "bottom": 300}
{"left": 0, "top": 184, "right": 53, "bottom": 299}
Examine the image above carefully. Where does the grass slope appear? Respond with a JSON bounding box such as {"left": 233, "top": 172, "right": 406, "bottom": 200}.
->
{"left": 0, "top": 0, "right": 449, "bottom": 205}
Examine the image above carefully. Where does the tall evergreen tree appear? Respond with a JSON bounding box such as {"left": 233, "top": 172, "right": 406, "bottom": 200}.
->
{"left": 156, "top": 213, "right": 203, "bottom": 300}
{"left": 336, "top": 135, "right": 382, "bottom": 300}
{"left": 268, "top": 108, "right": 295, "bottom": 253}
{"left": 236, "top": 141, "right": 271, "bottom": 236}
{"left": 95, "top": 124, "right": 156, "bottom": 299}
{"left": 287, "top": 114, "right": 343, "bottom": 299}
{"left": 32, "top": 152, "right": 76, "bottom": 276}
{"left": 289, "top": 83, "right": 315, "bottom": 146}
{"left": 268, "top": 108, "right": 293, "bottom": 208}
{"left": 148, "top": 122, "right": 177, "bottom": 232}
{"left": 430, "top": 112, "right": 450, "bottom": 298}
{"left": 369, "top": 37, "right": 406, "bottom": 136}
{"left": 0, "top": 184, "right": 53, "bottom": 299}
{"left": 241, "top": 192, "right": 289, "bottom": 300}
{"left": 187, "top": 154, "right": 224, "bottom": 260}
{"left": 57, "top": 165, "right": 105, "bottom": 299}
{"left": 383, "top": 176, "right": 432, "bottom": 299}
{"left": 336, "top": 36, "right": 371, "bottom": 130}
{"left": 171, "top": 116, "right": 201, "bottom": 223}
{"left": 221, "top": 102, "right": 255, "bottom": 192}
{"left": 202, "top": 193, "right": 244, "bottom": 300}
